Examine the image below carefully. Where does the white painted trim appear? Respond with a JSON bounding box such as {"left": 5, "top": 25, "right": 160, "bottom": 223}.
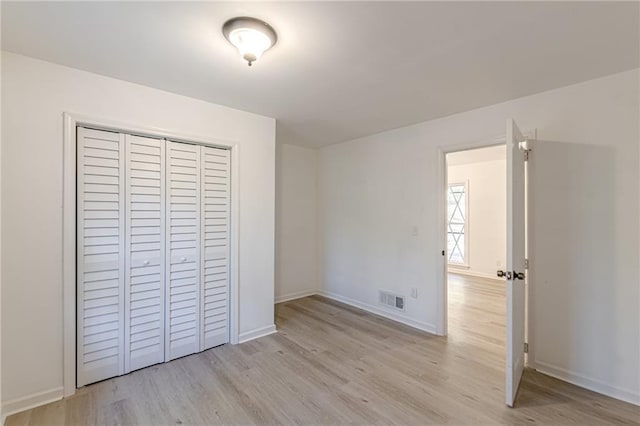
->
{"left": 64, "top": 113, "right": 236, "bottom": 148}
{"left": 525, "top": 136, "right": 536, "bottom": 368}
{"left": 2, "top": 387, "right": 64, "bottom": 421}
{"left": 62, "top": 112, "right": 241, "bottom": 397}
{"left": 448, "top": 268, "right": 503, "bottom": 282}
{"left": 275, "top": 289, "right": 317, "bottom": 304}
{"left": 62, "top": 114, "right": 76, "bottom": 397}
{"left": 229, "top": 144, "right": 240, "bottom": 345}
{"left": 448, "top": 263, "right": 470, "bottom": 270}
{"left": 535, "top": 361, "right": 640, "bottom": 406}
{"left": 238, "top": 325, "right": 277, "bottom": 343}
{"left": 436, "top": 148, "right": 448, "bottom": 336}
{"left": 318, "top": 290, "right": 437, "bottom": 334}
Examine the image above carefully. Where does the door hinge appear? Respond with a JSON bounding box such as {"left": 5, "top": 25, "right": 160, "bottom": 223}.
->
{"left": 524, "top": 342, "right": 529, "bottom": 353}
{"left": 520, "top": 140, "right": 532, "bottom": 162}
{"left": 524, "top": 258, "right": 529, "bottom": 269}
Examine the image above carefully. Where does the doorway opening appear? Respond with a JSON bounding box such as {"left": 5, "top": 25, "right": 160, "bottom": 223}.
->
{"left": 437, "top": 120, "right": 534, "bottom": 407}
{"left": 445, "top": 145, "right": 507, "bottom": 350}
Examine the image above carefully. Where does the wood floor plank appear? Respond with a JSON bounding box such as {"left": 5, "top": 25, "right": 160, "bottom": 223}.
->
{"left": 5, "top": 273, "right": 639, "bottom": 425}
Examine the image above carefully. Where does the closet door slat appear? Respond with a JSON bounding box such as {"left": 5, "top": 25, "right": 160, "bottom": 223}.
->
{"left": 200, "top": 146, "right": 230, "bottom": 350}
{"left": 125, "top": 135, "right": 166, "bottom": 372}
{"left": 166, "top": 141, "right": 201, "bottom": 360}
{"left": 77, "top": 127, "right": 125, "bottom": 387}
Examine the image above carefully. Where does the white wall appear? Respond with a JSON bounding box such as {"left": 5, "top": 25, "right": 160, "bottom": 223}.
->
{"left": 275, "top": 144, "right": 318, "bottom": 303}
{"left": 1, "top": 52, "right": 276, "bottom": 409}
{"left": 448, "top": 158, "right": 506, "bottom": 278}
{"left": 318, "top": 69, "right": 639, "bottom": 404}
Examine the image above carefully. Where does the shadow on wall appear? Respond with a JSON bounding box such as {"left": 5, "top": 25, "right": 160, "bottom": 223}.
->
{"left": 275, "top": 141, "right": 283, "bottom": 298}
{"left": 530, "top": 139, "right": 630, "bottom": 388}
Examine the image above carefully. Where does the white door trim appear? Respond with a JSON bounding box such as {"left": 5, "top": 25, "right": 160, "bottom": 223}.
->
{"left": 63, "top": 112, "right": 240, "bottom": 397}
{"left": 435, "top": 131, "right": 535, "bottom": 342}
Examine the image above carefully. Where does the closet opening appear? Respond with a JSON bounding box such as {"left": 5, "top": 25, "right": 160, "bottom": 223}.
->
{"left": 62, "top": 113, "right": 239, "bottom": 396}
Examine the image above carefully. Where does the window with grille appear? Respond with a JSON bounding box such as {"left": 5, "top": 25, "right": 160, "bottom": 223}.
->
{"left": 447, "top": 182, "right": 468, "bottom": 265}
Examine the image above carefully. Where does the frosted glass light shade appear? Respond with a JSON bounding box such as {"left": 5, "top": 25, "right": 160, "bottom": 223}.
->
{"left": 223, "top": 17, "right": 277, "bottom": 66}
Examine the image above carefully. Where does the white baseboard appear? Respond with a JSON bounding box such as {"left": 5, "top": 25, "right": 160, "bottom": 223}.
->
{"left": 2, "top": 386, "right": 64, "bottom": 421}
{"left": 317, "top": 290, "right": 437, "bottom": 334}
{"left": 238, "top": 324, "right": 277, "bottom": 344}
{"left": 275, "top": 289, "right": 317, "bottom": 304}
{"left": 448, "top": 268, "right": 502, "bottom": 281}
{"left": 535, "top": 360, "right": 639, "bottom": 406}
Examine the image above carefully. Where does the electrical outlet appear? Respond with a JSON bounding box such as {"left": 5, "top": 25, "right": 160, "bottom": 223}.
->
{"left": 411, "top": 288, "right": 418, "bottom": 298}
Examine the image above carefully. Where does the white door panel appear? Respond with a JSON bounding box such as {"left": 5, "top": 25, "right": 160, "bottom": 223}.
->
{"left": 200, "top": 146, "right": 231, "bottom": 350}
{"left": 166, "top": 141, "right": 201, "bottom": 360}
{"left": 77, "top": 127, "right": 125, "bottom": 387}
{"left": 506, "top": 118, "right": 527, "bottom": 407}
{"left": 125, "top": 134, "right": 166, "bottom": 372}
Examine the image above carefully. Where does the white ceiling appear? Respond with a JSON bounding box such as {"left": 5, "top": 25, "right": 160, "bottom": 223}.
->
{"left": 447, "top": 145, "right": 505, "bottom": 166}
{"left": 2, "top": 2, "right": 638, "bottom": 148}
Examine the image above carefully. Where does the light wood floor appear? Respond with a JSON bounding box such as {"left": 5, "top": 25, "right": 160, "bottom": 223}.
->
{"left": 448, "top": 272, "right": 506, "bottom": 351}
{"left": 7, "top": 274, "right": 639, "bottom": 425}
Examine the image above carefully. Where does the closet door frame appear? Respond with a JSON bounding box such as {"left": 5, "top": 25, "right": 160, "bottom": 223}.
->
{"left": 63, "top": 113, "right": 240, "bottom": 397}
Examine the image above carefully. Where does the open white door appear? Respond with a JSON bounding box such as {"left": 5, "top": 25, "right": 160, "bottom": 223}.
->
{"left": 504, "top": 118, "right": 527, "bottom": 407}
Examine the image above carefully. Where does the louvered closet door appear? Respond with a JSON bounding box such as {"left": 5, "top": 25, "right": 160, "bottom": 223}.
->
{"left": 77, "top": 128, "right": 125, "bottom": 387}
{"left": 201, "top": 146, "right": 230, "bottom": 350}
{"left": 166, "top": 141, "right": 201, "bottom": 360}
{"left": 125, "top": 135, "right": 166, "bottom": 372}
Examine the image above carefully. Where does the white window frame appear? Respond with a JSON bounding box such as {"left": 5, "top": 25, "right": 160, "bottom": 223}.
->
{"left": 447, "top": 180, "right": 470, "bottom": 269}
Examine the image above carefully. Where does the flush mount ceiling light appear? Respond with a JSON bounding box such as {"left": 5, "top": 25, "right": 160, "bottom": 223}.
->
{"left": 223, "top": 17, "right": 277, "bottom": 67}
